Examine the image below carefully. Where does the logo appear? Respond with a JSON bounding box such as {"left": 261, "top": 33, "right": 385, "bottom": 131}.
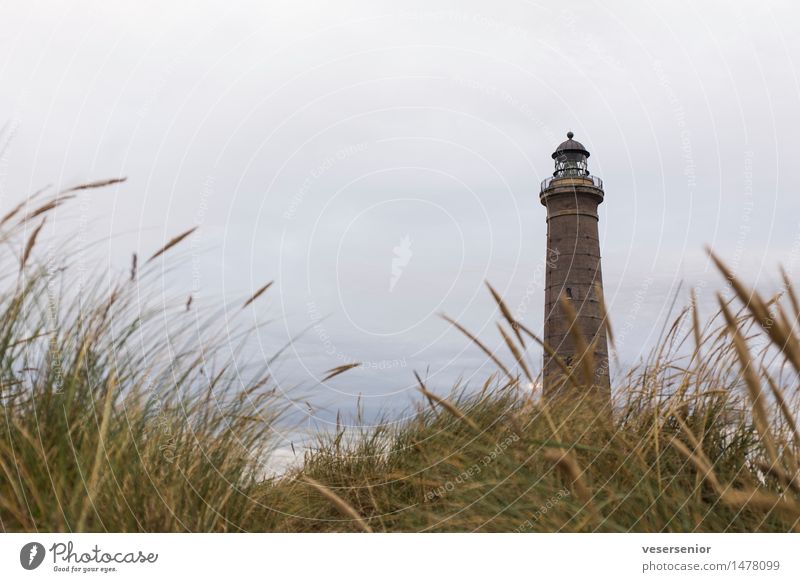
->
{"left": 20, "top": 542, "right": 46, "bottom": 570}
{"left": 389, "top": 235, "right": 413, "bottom": 292}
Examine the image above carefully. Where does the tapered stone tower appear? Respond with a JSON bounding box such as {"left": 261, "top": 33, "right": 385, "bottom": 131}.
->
{"left": 540, "top": 132, "right": 610, "bottom": 397}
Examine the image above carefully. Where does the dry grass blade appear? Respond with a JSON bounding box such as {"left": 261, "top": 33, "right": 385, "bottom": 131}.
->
{"left": 60, "top": 177, "right": 127, "bottom": 194}
{"left": 709, "top": 251, "right": 765, "bottom": 317}
{"left": 709, "top": 249, "right": 800, "bottom": 375}
{"left": 130, "top": 253, "right": 137, "bottom": 282}
{"left": 1, "top": 200, "right": 29, "bottom": 226}
{"left": 514, "top": 320, "right": 581, "bottom": 390}
{"left": 301, "top": 476, "right": 373, "bottom": 532}
{"left": 321, "top": 363, "right": 360, "bottom": 382}
{"left": 0, "top": 186, "right": 50, "bottom": 226}
{"left": 147, "top": 226, "right": 198, "bottom": 262}
{"left": 718, "top": 295, "right": 779, "bottom": 465}
{"left": 486, "top": 281, "right": 526, "bottom": 348}
{"left": 441, "top": 313, "right": 515, "bottom": 383}
{"left": 496, "top": 323, "right": 533, "bottom": 383}
{"left": 670, "top": 435, "right": 722, "bottom": 494}
{"left": 19, "top": 196, "right": 75, "bottom": 224}
{"left": 242, "top": 281, "right": 274, "bottom": 309}
{"left": 670, "top": 419, "right": 800, "bottom": 519}
{"left": 414, "top": 372, "right": 480, "bottom": 431}
{"left": 691, "top": 288, "right": 702, "bottom": 357}
{"left": 780, "top": 267, "right": 800, "bottom": 327}
{"left": 415, "top": 372, "right": 437, "bottom": 412}
{"left": 721, "top": 490, "right": 800, "bottom": 519}
{"left": 20, "top": 218, "right": 46, "bottom": 270}
{"left": 77, "top": 373, "right": 117, "bottom": 532}
{"left": 543, "top": 448, "right": 592, "bottom": 504}
{"left": 764, "top": 374, "right": 800, "bottom": 453}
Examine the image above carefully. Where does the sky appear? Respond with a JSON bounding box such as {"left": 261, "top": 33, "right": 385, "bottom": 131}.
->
{"left": 1, "top": 0, "right": 799, "bottom": 444}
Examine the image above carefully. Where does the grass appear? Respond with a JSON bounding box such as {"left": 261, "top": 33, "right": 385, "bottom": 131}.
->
{"left": 0, "top": 184, "right": 277, "bottom": 532}
{"left": 1, "top": 184, "right": 798, "bottom": 532}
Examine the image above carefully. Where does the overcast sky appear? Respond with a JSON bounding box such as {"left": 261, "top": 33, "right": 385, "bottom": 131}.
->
{"left": 2, "top": 0, "right": 799, "bottom": 435}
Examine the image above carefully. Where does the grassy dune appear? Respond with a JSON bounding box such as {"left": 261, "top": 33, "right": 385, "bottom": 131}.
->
{"left": 1, "top": 185, "right": 798, "bottom": 532}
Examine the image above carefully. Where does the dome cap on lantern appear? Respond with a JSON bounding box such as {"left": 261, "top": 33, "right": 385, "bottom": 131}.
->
{"left": 551, "top": 131, "right": 590, "bottom": 159}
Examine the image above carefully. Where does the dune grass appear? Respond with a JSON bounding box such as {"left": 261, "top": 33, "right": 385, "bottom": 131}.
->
{"left": 0, "top": 185, "right": 278, "bottom": 532}
{"left": 1, "top": 184, "right": 798, "bottom": 532}
{"left": 248, "top": 259, "right": 800, "bottom": 533}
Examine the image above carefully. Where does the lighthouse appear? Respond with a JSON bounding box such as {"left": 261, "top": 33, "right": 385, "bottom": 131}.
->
{"left": 540, "top": 132, "right": 610, "bottom": 397}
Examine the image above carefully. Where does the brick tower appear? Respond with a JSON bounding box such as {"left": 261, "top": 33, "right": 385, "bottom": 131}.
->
{"left": 540, "top": 132, "right": 610, "bottom": 397}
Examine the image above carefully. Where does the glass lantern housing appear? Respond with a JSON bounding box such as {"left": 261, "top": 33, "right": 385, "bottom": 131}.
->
{"left": 551, "top": 132, "right": 590, "bottom": 178}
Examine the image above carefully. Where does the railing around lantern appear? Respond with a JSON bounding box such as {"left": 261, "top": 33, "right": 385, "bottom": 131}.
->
{"left": 540, "top": 174, "right": 603, "bottom": 193}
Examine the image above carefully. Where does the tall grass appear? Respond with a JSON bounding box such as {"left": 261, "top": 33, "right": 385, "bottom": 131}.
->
{"left": 1, "top": 185, "right": 798, "bottom": 532}
{"left": 251, "top": 264, "right": 800, "bottom": 532}
{"left": 0, "top": 185, "right": 279, "bottom": 532}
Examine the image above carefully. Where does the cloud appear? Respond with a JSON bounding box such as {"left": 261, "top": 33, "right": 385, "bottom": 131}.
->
{"left": 1, "top": 0, "right": 798, "bottom": 419}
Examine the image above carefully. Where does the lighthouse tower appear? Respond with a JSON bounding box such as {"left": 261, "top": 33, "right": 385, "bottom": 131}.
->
{"left": 540, "top": 132, "right": 610, "bottom": 397}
